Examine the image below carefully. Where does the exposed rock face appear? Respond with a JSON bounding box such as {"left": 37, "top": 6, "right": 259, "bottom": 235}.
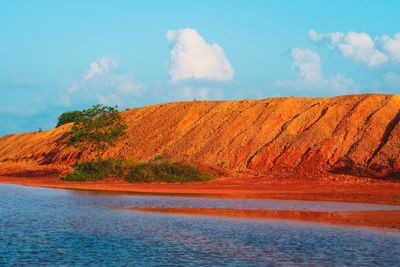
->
{"left": 0, "top": 94, "right": 399, "bottom": 179}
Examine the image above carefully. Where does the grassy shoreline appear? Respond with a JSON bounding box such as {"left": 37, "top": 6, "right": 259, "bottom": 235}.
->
{"left": 62, "top": 158, "right": 212, "bottom": 183}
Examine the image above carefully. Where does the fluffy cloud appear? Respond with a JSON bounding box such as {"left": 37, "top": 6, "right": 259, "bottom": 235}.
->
{"left": 309, "top": 30, "right": 388, "bottom": 67}
{"left": 291, "top": 48, "right": 323, "bottom": 84}
{"left": 276, "top": 48, "right": 355, "bottom": 93}
{"left": 62, "top": 56, "right": 142, "bottom": 106}
{"left": 380, "top": 33, "right": 400, "bottom": 62}
{"left": 166, "top": 28, "right": 234, "bottom": 82}
{"left": 85, "top": 56, "right": 117, "bottom": 80}
{"left": 308, "top": 30, "right": 344, "bottom": 48}
{"left": 339, "top": 32, "right": 388, "bottom": 67}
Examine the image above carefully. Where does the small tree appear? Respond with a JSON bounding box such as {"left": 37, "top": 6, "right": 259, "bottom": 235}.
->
{"left": 57, "top": 110, "right": 83, "bottom": 127}
{"left": 68, "top": 105, "right": 127, "bottom": 158}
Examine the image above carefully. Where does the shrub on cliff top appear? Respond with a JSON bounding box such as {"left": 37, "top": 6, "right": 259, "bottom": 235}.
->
{"left": 57, "top": 110, "right": 83, "bottom": 127}
{"left": 68, "top": 105, "right": 127, "bottom": 158}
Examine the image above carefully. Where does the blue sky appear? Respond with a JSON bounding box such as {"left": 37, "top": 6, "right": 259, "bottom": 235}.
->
{"left": 0, "top": 0, "right": 399, "bottom": 135}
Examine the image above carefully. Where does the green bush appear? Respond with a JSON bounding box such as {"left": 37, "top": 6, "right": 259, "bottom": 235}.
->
{"left": 62, "top": 158, "right": 212, "bottom": 183}
{"left": 62, "top": 158, "right": 135, "bottom": 181}
{"left": 125, "top": 162, "right": 211, "bottom": 183}
{"left": 68, "top": 105, "right": 127, "bottom": 158}
{"left": 57, "top": 110, "right": 83, "bottom": 127}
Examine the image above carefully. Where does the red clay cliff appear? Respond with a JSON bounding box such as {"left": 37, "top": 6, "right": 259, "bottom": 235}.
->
{"left": 0, "top": 94, "right": 399, "bottom": 180}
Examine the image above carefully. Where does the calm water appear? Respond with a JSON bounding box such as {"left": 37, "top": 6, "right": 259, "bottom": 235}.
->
{"left": 0, "top": 184, "right": 399, "bottom": 266}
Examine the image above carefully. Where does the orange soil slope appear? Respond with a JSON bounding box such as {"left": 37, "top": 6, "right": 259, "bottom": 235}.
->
{"left": 0, "top": 94, "right": 399, "bottom": 179}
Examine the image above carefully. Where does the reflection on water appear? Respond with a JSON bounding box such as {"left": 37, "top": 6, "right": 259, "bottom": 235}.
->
{"left": 0, "top": 184, "right": 399, "bottom": 266}
{"left": 69, "top": 189, "right": 400, "bottom": 212}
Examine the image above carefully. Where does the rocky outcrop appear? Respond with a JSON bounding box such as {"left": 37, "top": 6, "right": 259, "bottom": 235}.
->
{"left": 0, "top": 94, "right": 399, "bottom": 179}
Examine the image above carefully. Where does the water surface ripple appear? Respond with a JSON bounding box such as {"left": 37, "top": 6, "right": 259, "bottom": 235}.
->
{"left": 0, "top": 184, "right": 399, "bottom": 266}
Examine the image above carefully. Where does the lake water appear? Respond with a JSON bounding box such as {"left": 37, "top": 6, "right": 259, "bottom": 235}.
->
{"left": 0, "top": 184, "right": 399, "bottom": 266}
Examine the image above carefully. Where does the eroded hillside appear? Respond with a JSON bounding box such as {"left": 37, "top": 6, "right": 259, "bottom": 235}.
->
{"left": 0, "top": 94, "right": 399, "bottom": 179}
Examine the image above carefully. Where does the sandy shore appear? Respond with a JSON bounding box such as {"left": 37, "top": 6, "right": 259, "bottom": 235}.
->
{"left": 120, "top": 207, "right": 400, "bottom": 230}
{"left": 1, "top": 162, "right": 400, "bottom": 230}
{"left": 2, "top": 173, "right": 400, "bottom": 229}
{"left": 1, "top": 173, "right": 400, "bottom": 205}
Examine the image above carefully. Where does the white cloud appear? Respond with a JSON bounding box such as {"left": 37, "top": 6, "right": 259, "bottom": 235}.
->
{"left": 308, "top": 30, "right": 321, "bottom": 42}
{"left": 85, "top": 56, "right": 117, "bottom": 80}
{"left": 309, "top": 30, "right": 388, "bottom": 67}
{"left": 166, "top": 28, "right": 234, "bottom": 82}
{"left": 339, "top": 32, "right": 388, "bottom": 67}
{"left": 291, "top": 48, "right": 323, "bottom": 84}
{"left": 308, "top": 30, "right": 344, "bottom": 48}
{"left": 62, "top": 56, "right": 142, "bottom": 106}
{"left": 380, "top": 33, "right": 400, "bottom": 62}
{"left": 276, "top": 48, "right": 356, "bottom": 93}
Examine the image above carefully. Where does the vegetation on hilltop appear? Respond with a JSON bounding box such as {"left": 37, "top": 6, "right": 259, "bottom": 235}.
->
{"left": 67, "top": 105, "right": 127, "bottom": 158}
{"left": 57, "top": 110, "right": 83, "bottom": 127}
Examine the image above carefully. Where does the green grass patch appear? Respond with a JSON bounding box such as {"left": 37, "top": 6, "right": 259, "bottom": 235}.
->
{"left": 125, "top": 162, "right": 212, "bottom": 183}
{"left": 62, "top": 158, "right": 135, "bottom": 181}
